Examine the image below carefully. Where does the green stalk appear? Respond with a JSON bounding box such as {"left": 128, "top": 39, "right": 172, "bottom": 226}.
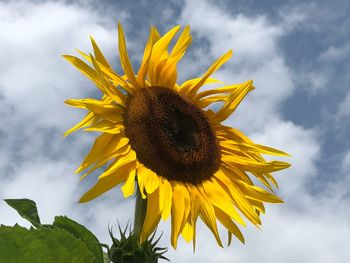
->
{"left": 133, "top": 183, "right": 147, "bottom": 243}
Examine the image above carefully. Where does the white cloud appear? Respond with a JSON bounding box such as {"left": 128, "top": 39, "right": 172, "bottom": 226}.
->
{"left": 336, "top": 91, "right": 350, "bottom": 120}
{"left": 320, "top": 150, "right": 350, "bottom": 210}
{"left": 0, "top": 0, "right": 132, "bottom": 246}
{"left": 319, "top": 43, "right": 350, "bottom": 62}
{"left": 0, "top": 160, "right": 79, "bottom": 226}
{"left": 301, "top": 42, "right": 350, "bottom": 94}
{"left": 341, "top": 150, "right": 350, "bottom": 172}
{"left": 0, "top": 1, "right": 122, "bottom": 128}
{"left": 303, "top": 71, "right": 330, "bottom": 93}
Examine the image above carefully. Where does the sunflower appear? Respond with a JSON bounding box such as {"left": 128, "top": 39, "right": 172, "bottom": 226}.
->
{"left": 64, "top": 23, "right": 290, "bottom": 248}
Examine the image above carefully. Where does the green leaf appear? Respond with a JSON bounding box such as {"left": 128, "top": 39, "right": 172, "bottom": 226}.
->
{"left": 0, "top": 224, "right": 95, "bottom": 263}
{"left": 53, "top": 216, "right": 104, "bottom": 263}
{"left": 4, "top": 199, "right": 41, "bottom": 228}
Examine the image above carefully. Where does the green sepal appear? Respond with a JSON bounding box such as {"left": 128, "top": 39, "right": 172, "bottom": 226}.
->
{"left": 106, "top": 225, "right": 169, "bottom": 263}
{"left": 103, "top": 252, "right": 111, "bottom": 263}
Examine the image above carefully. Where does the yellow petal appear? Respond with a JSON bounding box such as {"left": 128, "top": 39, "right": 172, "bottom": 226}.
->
{"left": 75, "top": 133, "right": 125, "bottom": 173}
{"left": 222, "top": 159, "right": 276, "bottom": 191}
{"left": 266, "top": 172, "right": 279, "bottom": 189}
{"left": 84, "top": 120, "right": 124, "bottom": 134}
{"left": 158, "top": 58, "right": 178, "bottom": 89}
{"left": 64, "top": 54, "right": 126, "bottom": 106}
{"left": 140, "top": 188, "right": 161, "bottom": 243}
{"left": 142, "top": 166, "right": 160, "bottom": 194}
{"left": 215, "top": 125, "right": 254, "bottom": 143}
{"left": 228, "top": 231, "right": 232, "bottom": 247}
{"left": 159, "top": 178, "right": 173, "bottom": 220}
{"left": 90, "top": 110, "right": 124, "bottom": 123}
{"left": 62, "top": 55, "right": 99, "bottom": 85}
{"left": 182, "top": 50, "right": 232, "bottom": 97}
{"left": 79, "top": 162, "right": 135, "bottom": 203}
{"left": 249, "top": 199, "right": 265, "bottom": 214}
{"left": 137, "top": 27, "right": 156, "bottom": 87}
{"left": 75, "top": 49, "right": 130, "bottom": 98}
{"left": 221, "top": 153, "right": 291, "bottom": 174}
{"left": 136, "top": 164, "right": 146, "bottom": 199}
{"left": 65, "top": 98, "right": 125, "bottom": 114}
{"left": 220, "top": 162, "right": 254, "bottom": 185}
{"left": 98, "top": 62, "right": 135, "bottom": 94}
{"left": 171, "top": 183, "right": 191, "bottom": 248}
{"left": 196, "top": 95, "right": 228, "bottom": 109}
{"left": 90, "top": 35, "right": 112, "bottom": 69}
{"left": 170, "top": 25, "right": 192, "bottom": 58}
{"left": 121, "top": 168, "right": 136, "bottom": 198}
{"left": 148, "top": 25, "right": 181, "bottom": 85}
{"left": 117, "top": 23, "right": 139, "bottom": 89}
{"left": 254, "top": 171, "right": 275, "bottom": 191}
{"left": 213, "top": 80, "right": 254, "bottom": 122}
{"left": 151, "top": 26, "right": 161, "bottom": 41}
{"left": 180, "top": 77, "right": 222, "bottom": 91}
{"left": 156, "top": 26, "right": 192, "bottom": 88}
{"left": 187, "top": 185, "right": 200, "bottom": 251}
{"left": 236, "top": 179, "right": 284, "bottom": 204}
{"left": 98, "top": 149, "right": 136, "bottom": 179}
{"left": 214, "top": 172, "right": 261, "bottom": 225}
{"left": 89, "top": 54, "right": 130, "bottom": 103}
{"left": 220, "top": 139, "right": 290, "bottom": 157}
{"left": 181, "top": 221, "right": 194, "bottom": 243}
{"left": 202, "top": 179, "right": 246, "bottom": 226}
{"left": 79, "top": 144, "right": 130, "bottom": 180}
{"left": 194, "top": 83, "right": 244, "bottom": 100}
{"left": 191, "top": 186, "right": 223, "bottom": 247}
{"left": 64, "top": 112, "right": 95, "bottom": 137}
{"left": 214, "top": 207, "right": 245, "bottom": 244}
{"left": 247, "top": 200, "right": 265, "bottom": 214}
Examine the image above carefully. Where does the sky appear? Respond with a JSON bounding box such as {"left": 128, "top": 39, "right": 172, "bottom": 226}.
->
{"left": 0, "top": 0, "right": 349, "bottom": 262}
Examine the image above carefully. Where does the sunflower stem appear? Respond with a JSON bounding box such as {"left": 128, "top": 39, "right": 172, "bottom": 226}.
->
{"left": 133, "top": 183, "right": 147, "bottom": 244}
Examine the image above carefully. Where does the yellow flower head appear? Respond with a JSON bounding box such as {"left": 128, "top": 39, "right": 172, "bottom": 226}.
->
{"left": 64, "top": 23, "right": 290, "bottom": 248}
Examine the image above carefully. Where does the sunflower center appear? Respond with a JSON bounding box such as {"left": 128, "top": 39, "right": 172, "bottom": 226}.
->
{"left": 164, "top": 107, "right": 200, "bottom": 151}
{"left": 124, "top": 86, "right": 221, "bottom": 184}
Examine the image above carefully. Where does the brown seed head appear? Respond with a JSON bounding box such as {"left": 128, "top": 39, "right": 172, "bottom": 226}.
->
{"left": 124, "top": 86, "right": 221, "bottom": 184}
